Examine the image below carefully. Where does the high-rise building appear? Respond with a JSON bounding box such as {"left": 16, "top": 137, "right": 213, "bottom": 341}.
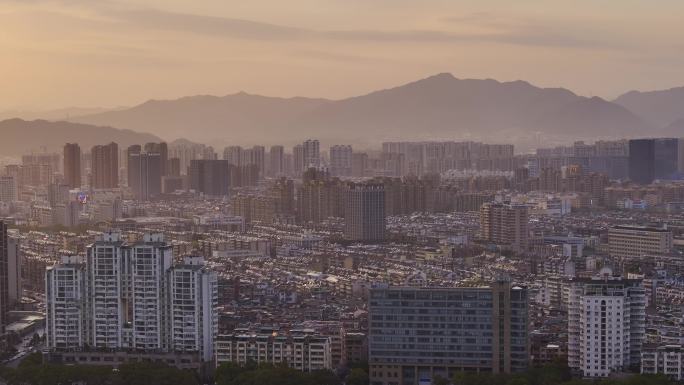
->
{"left": 629, "top": 139, "right": 655, "bottom": 185}
{"left": 539, "top": 167, "right": 562, "bottom": 192}
{"left": 654, "top": 138, "right": 680, "bottom": 180}
{"left": 345, "top": 183, "right": 386, "bottom": 242}
{"left": 351, "top": 152, "right": 368, "bottom": 177}
{"left": 480, "top": 202, "right": 529, "bottom": 252}
{"left": 128, "top": 151, "right": 162, "bottom": 201}
{"left": 168, "top": 256, "right": 218, "bottom": 361}
{"left": 0, "top": 221, "right": 9, "bottom": 336}
{"left": 167, "top": 157, "right": 181, "bottom": 177}
{"left": 45, "top": 255, "right": 86, "bottom": 350}
{"left": 47, "top": 183, "right": 70, "bottom": 208}
{"left": 223, "top": 146, "right": 265, "bottom": 180}
{"left": 368, "top": 282, "right": 529, "bottom": 384}
{"left": 293, "top": 144, "right": 305, "bottom": 175}
{"left": 223, "top": 146, "right": 243, "bottom": 167}
{"left": 0, "top": 176, "right": 17, "bottom": 203}
{"left": 6, "top": 231, "right": 20, "bottom": 308}
{"left": 243, "top": 146, "right": 266, "bottom": 179}
{"left": 608, "top": 225, "right": 673, "bottom": 258}
{"left": 303, "top": 139, "right": 320, "bottom": 170}
{"left": 188, "top": 159, "right": 231, "bottom": 196}
{"left": 296, "top": 170, "right": 346, "bottom": 225}
{"left": 63, "top": 143, "right": 82, "bottom": 189}
{"left": 330, "top": 145, "right": 352, "bottom": 177}
{"left": 269, "top": 145, "right": 285, "bottom": 177}
{"left": 567, "top": 268, "right": 645, "bottom": 377}
{"left": 126, "top": 145, "right": 142, "bottom": 189}
{"left": 144, "top": 142, "right": 168, "bottom": 177}
{"left": 91, "top": 142, "right": 119, "bottom": 189}
{"left": 46, "top": 232, "right": 218, "bottom": 362}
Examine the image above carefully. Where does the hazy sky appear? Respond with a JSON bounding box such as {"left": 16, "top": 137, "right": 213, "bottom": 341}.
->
{"left": 2, "top": 0, "right": 684, "bottom": 110}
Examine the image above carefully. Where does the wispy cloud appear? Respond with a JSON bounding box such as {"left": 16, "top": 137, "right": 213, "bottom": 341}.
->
{"left": 84, "top": 6, "right": 623, "bottom": 48}
{"left": 0, "top": 1, "right": 625, "bottom": 49}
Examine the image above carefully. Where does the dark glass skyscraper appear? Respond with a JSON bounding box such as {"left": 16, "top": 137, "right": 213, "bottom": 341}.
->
{"left": 654, "top": 138, "right": 679, "bottom": 180}
{"left": 629, "top": 138, "right": 680, "bottom": 184}
{"left": 129, "top": 151, "right": 162, "bottom": 201}
{"left": 628, "top": 139, "right": 655, "bottom": 184}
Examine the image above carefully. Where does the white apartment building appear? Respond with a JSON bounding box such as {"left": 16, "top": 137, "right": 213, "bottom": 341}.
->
{"left": 129, "top": 233, "right": 173, "bottom": 351}
{"left": 215, "top": 331, "right": 332, "bottom": 372}
{"left": 568, "top": 268, "right": 646, "bottom": 377}
{"left": 87, "top": 231, "right": 125, "bottom": 348}
{"left": 168, "top": 256, "right": 218, "bottom": 362}
{"left": 46, "top": 232, "right": 218, "bottom": 363}
{"left": 642, "top": 344, "right": 684, "bottom": 380}
{"left": 46, "top": 255, "right": 87, "bottom": 351}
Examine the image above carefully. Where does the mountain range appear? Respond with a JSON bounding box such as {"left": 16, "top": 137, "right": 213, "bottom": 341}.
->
{"left": 0, "top": 119, "right": 161, "bottom": 156}
{"left": 4, "top": 73, "right": 684, "bottom": 153}
{"left": 613, "top": 86, "right": 684, "bottom": 132}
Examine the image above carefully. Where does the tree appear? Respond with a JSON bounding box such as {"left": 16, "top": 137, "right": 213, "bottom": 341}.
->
{"left": 346, "top": 368, "right": 369, "bottom": 385}
{"left": 433, "top": 375, "right": 450, "bottom": 385}
{"left": 216, "top": 362, "right": 247, "bottom": 385}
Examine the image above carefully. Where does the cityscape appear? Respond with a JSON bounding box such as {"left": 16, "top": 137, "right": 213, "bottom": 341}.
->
{"left": 2, "top": 1, "right": 684, "bottom": 385}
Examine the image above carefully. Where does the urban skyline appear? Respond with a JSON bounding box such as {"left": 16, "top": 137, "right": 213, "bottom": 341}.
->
{"left": 3, "top": 1, "right": 684, "bottom": 385}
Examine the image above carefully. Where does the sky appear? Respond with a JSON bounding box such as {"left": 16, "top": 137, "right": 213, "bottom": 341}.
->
{"left": 1, "top": 0, "right": 684, "bottom": 110}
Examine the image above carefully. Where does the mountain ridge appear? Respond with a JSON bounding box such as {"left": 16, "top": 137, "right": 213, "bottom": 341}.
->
{"left": 614, "top": 86, "right": 684, "bottom": 129}
{"left": 0, "top": 119, "right": 162, "bottom": 156}
{"left": 62, "top": 73, "right": 657, "bottom": 150}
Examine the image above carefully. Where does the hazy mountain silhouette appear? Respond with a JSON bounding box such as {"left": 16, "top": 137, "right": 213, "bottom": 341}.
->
{"left": 614, "top": 87, "right": 684, "bottom": 128}
{"left": 0, "top": 107, "right": 124, "bottom": 122}
{"left": 0, "top": 119, "right": 161, "bottom": 156}
{"left": 75, "top": 93, "right": 329, "bottom": 144}
{"left": 663, "top": 118, "right": 684, "bottom": 137}
{"left": 73, "top": 73, "right": 650, "bottom": 149}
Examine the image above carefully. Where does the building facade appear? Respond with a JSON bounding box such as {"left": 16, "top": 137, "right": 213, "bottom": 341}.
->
{"left": 46, "top": 232, "right": 218, "bottom": 363}
{"left": 63, "top": 143, "right": 82, "bottom": 189}
{"left": 567, "top": 269, "right": 646, "bottom": 377}
{"left": 215, "top": 330, "right": 332, "bottom": 372}
{"left": 91, "top": 142, "right": 119, "bottom": 189}
{"left": 608, "top": 225, "right": 673, "bottom": 258}
{"left": 345, "top": 183, "right": 386, "bottom": 242}
{"left": 368, "top": 282, "right": 529, "bottom": 385}
{"left": 330, "top": 145, "right": 353, "bottom": 177}
{"left": 642, "top": 345, "right": 684, "bottom": 381}
{"left": 480, "top": 202, "right": 529, "bottom": 252}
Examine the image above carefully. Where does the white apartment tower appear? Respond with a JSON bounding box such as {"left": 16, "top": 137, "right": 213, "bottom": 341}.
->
{"left": 87, "top": 231, "right": 126, "bottom": 348}
{"left": 46, "top": 255, "right": 87, "bottom": 350}
{"left": 168, "top": 256, "right": 218, "bottom": 362}
{"left": 129, "top": 233, "right": 173, "bottom": 351}
{"left": 568, "top": 267, "right": 646, "bottom": 378}
{"left": 46, "top": 232, "right": 218, "bottom": 363}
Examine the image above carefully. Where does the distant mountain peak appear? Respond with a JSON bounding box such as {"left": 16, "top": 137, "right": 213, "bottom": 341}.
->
{"left": 614, "top": 85, "right": 684, "bottom": 128}
{"left": 70, "top": 74, "right": 650, "bottom": 151}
